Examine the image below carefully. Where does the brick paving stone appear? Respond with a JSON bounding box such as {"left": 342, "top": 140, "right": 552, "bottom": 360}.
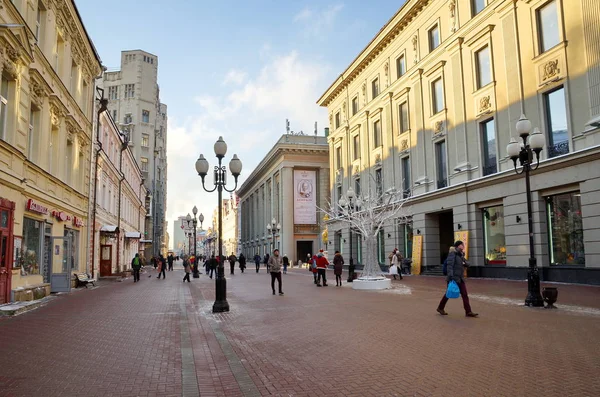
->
{"left": 0, "top": 265, "right": 599, "bottom": 397}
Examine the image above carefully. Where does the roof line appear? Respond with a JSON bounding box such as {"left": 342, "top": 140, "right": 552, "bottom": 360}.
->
{"left": 71, "top": 0, "right": 102, "bottom": 66}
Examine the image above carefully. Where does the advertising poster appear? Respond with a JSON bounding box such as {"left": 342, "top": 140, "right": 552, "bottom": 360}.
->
{"left": 454, "top": 230, "right": 469, "bottom": 278}
{"left": 293, "top": 170, "right": 317, "bottom": 225}
{"left": 411, "top": 235, "right": 423, "bottom": 275}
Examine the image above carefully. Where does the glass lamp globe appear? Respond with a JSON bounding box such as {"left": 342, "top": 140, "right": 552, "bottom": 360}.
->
{"left": 195, "top": 154, "right": 209, "bottom": 176}
{"left": 192, "top": 205, "right": 198, "bottom": 215}
{"left": 347, "top": 187, "right": 355, "bottom": 199}
{"left": 199, "top": 213, "right": 205, "bottom": 223}
{"left": 229, "top": 154, "right": 242, "bottom": 176}
{"left": 186, "top": 213, "right": 192, "bottom": 222}
{"left": 214, "top": 136, "right": 227, "bottom": 157}
{"left": 529, "top": 128, "right": 545, "bottom": 150}
{"left": 338, "top": 196, "right": 348, "bottom": 207}
{"left": 507, "top": 138, "right": 521, "bottom": 159}
{"left": 516, "top": 115, "right": 532, "bottom": 138}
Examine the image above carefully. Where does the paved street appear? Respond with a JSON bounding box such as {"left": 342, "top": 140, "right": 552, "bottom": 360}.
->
{"left": 1, "top": 262, "right": 600, "bottom": 397}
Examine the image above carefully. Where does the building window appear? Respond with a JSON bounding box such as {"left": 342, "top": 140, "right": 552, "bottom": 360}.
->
{"left": 481, "top": 118, "right": 497, "bottom": 176}
{"left": 401, "top": 156, "right": 411, "bottom": 198}
{"left": 475, "top": 46, "right": 492, "bottom": 89}
{"left": 373, "top": 120, "right": 382, "bottom": 148}
{"left": 125, "top": 84, "right": 135, "bottom": 99}
{"left": 336, "top": 146, "right": 342, "bottom": 170}
{"left": 399, "top": 102, "right": 409, "bottom": 133}
{"left": 0, "top": 76, "right": 9, "bottom": 140}
{"left": 65, "top": 228, "right": 80, "bottom": 270}
{"left": 353, "top": 134, "right": 360, "bottom": 160}
{"left": 142, "top": 110, "right": 150, "bottom": 123}
{"left": 372, "top": 77, "right": 380, "bottom": 98}
{"left": 375, "top": 168, "right": 383, "bottom": 198}
{"left": 546, "top": 192, "right": 585, "bottom": 265}
{"left": 396, "top": 55, "right": 406, "bottom": 79}
{"left": 36, "top": 1, "right": 46, "bottom": 44}
{"left": 108, "top": 86, "right": 118, "bottom": 100}
{"left": 544, "top": 86, "right": 569, "bottom": 158}
{"left": 65, "top": 140, "right": 73, "bottom": 185}
{"left": 112, "top": 109, "right": 117, "bottom": 120}
{"left": 29, "top": 106, "right": 41, "bottom": 161}
{"left": 483, "top": 206, "right": 506, "bottom": 265}
{"left": 403, "top": 223, "right": 413, "bottom": 259}
{"left": 336, "top": 185, "right": 343, "bottom": 209}
{"left": 435, "top": 140, "right": 447, "bottom": 189}
{"left": 140, "top": 157, "right": 148, "bottom": 172}
{"left": 70, "top": 61, "right": 78, "bottom": 94}
{"left": 352, "top": 96, "right": 358, "bottom": 115}
{"left": 472, "top": 0, "right": 486, "bottom": 16}
{"left": 432, "top": 78, "right": 444, "bottom": 114}
{"left": 142, "top": 133, "right": 149, "bottom": 147}
{"left": 428, "top": 24, "right": 440, "bottom": 51}
{"left": 54, "top": 33, "right": 64, "bottom": 74}
{"left": 537, "top": 0, "right": 560, "bottom": 53}
{"left": 22, "top": 217, "right": 43, "bottom": 275}
{"left": 355, "top": 177, "right": 361, "bottom": 197}
{"left": 377, "top": 229, "right": 385, "bottom": 264}
{"left": 124, "top": 113, "right": 132, "bottom": 124}
{"left": 335, "top": 111, "right": 340, "bottom": 129}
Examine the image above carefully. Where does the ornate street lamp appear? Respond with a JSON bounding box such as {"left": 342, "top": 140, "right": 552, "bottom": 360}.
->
{"left": 339, "top": 187, "right": 361, "bottom": 282}
{"left": 507, "top": 115, "right": 546, "bottom": 307}
{"left": 266, "top": 218, "right": 281, "bottom": 253}
{"left": 195, "top": 136, "right": 242, "bottom": 313}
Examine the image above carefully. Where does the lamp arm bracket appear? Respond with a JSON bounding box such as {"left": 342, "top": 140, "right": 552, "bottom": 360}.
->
{"left": 223, "top": 179, "right": 239, "bottom": 193}
{"left": 201, "top": 179, "right": 218, "bottom": 193}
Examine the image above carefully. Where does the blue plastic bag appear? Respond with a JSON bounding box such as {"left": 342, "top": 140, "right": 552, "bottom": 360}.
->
{"left": 446, "top": 280, "right": 460, "bottom": 299}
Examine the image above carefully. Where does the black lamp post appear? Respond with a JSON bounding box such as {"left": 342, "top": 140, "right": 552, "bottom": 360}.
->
{"left": 339, "top": 187, "right": 361, "bottom": 282}
{"left": 266, "top": 218, "right": 281, "bottom": 253}
{"left": 195, "top": 136, "right": 242, "bottom": 313}
{"left": 186, "top": 207, "right": 204, "bottom": 278}
{"left": 507, "top": 115, "right": 546, "bottom": 307}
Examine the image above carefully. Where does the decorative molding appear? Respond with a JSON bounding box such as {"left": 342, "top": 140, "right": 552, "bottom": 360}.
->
{"left": 412, "top": 34, "right": 419, "bottom": 64}
{"left": 375, "top": 153, "right": 382, "bottom": 165}
{"left": 424, "top": 60, "right": 446, "bottom": 77}
{"left": 384, "top": 61, "right": 389, "bottom": 88}
{"left": 478, "top": 95, "right": 492, "bottom": 114}
{"left": 542, "top": 59, "right": 560, "bottom": 81}
{"left": 362, "top": 82, "right": 367, "bottom": 105}
{"left": 353, "top": 165, "right": 360, "bottom": 174}
{"left": 434, "top": 120, "right": 444, "bottom": 134}
{"left": 400, "top": 139, "right": 409, "bottom": 151}
{"left": 449, "top": 0, "right": 457, "bottom": 33}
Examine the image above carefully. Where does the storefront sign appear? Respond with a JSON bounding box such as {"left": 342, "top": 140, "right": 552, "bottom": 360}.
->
{"left": 51, "top": 210, "right": 72, "bottom": 222}
{"left": 293, "top": 170, "right": 317, "bottom": 225}
{"left": 73, "top": 217, "right": 84, "bottom": 227}
{"left": 26, "top": 199, "right": 49, "bottom": 215}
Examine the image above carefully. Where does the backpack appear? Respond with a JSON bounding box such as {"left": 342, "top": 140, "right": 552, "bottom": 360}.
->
{"left": 442, "top": 257, "right": 448, "bottom": 276}
{"left": 133, "top": 257, "right": 140, "bottom": 267}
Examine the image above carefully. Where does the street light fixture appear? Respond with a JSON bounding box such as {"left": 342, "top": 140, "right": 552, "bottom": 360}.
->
{"left": 195, "top": 136, "right": 242, "bottom": 313}
{"left": 266, "top": 218, "right": 281, "bottom": 253}
{"left": 339, "top": 187, "right": 360, "bottom": 282}
{"left": 507, "top": 115, "right": 546, "bottom": 307}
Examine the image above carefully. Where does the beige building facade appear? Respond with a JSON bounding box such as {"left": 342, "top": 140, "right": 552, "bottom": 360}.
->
{"left": 0, "top": 0, "right": 102, "bottom": 303}
{"left": 238, "top": 135, "right": 330, "bottom": 264}
{"left": 318, "top": 0, "right": 600, "bottom": 284}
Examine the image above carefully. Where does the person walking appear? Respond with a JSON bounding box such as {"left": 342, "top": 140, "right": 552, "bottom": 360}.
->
{"left": 316, "top": 250, "right": 329, "bottom": 287}
{"left": 167, "top": 253, "right": 174, "bottom": 271}
{"left": 389, "top": 248, "right": 403, "bottom": 280}
{"left": 228, "top": 253, "right": 237, "bottom": 275}
{"left": 157, "top": 254, "right": 166, "bottom": 279}
{"left": 239, "top": 253, "right": 247, "bottom": 273}
{"left": 254, "top": 253, "right": 261, "bottom": 273}
{"left": 282, "top": 254, "right": 289, "bottom": 274}
{"left": 208, "top": 255, "right": 217, "bottom": 279}
{"left": 437, "top": 241, "right": 478, "bottom": 317}
{"left": 268, "top": 249, "right": 284, "bottom": 296}
{"left": 264, "top": 253, "right": 270, "bottom": 273}
{"left": 311, "top": 253, "right": 318, "bottom": 284}
{"left": 333, "top": 251, "right": 344, "bottom": 287}
{"left": 182, "top": 255, "right": 191, "bottom": 283}
{"left": 131, "top": 253, "right": 142, "bottom": 282}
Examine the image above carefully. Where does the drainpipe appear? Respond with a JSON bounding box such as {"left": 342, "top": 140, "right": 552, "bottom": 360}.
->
{"left": 117, "top": 133, "right": 128, "bottom": 272}
{"left": 90, "top": 88, "right": 108, "bottom": 278}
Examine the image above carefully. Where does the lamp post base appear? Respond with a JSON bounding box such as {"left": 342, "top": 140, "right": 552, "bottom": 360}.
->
{"left": 213, "top": 299, "right": 230, "bottom": 313}
{"left": 212, "top": 274, "right": 230, "bottom": 313}
{"left": 347, "top": 264, "right": 355, "bottom": 283}
{"left": 525, "top": 261, "right": 544, "bottom": 307}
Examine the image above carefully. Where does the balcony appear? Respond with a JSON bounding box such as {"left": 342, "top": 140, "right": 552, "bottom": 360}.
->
{"left": 547, "top": 141, "right": 569, "bottom": 158}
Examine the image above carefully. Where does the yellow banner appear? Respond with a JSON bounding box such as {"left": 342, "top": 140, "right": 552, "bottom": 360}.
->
{"left": 454, "top": 230, "right": 469, "bottom": 278}
{"left": 411, "top": 235, "right": 423, "bottom": 275}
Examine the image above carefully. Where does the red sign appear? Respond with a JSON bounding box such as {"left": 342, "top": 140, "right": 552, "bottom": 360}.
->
{"left": 26, "top": 199, "right": 49, "bottom": 215}
{"left": 51, "top": 210, "right": 72, "bottom": 223}
{"left": 73, "top": 217, "right": 84, "bottom": 227}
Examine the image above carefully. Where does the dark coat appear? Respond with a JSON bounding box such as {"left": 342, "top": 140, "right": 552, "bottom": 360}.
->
{"left": 446, "top": 250, "right": 467, "bottom": 283}
{"left": 239, "top": 254, "right": 246, "bottom": 268}
{"left": 333, "top": 254, "right": 344, "bottom": 275}
{"left": 254, "top": 255, "right": 261, "bottom": 264}
{"left": 282, "top": 256, "right": 289, "bottom": 267}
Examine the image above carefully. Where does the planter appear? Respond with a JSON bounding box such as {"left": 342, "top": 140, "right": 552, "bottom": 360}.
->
{"left": 352, "top": 276, "right": 391, "bottom": 290}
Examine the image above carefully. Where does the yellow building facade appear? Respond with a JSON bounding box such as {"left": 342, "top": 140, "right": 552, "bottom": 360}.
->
{"left": 0, "top": 0, "right": 101, "bottom": 303}
{"left": 318, "top": 0, "right": 600, "bottom": 283}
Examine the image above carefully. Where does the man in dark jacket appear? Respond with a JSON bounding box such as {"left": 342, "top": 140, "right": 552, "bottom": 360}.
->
{"left": 282, "top": 254, "right": 289, "bottom": 274}
{"left": 264, "top": 254, "right": 270, "bottom": 273}
{"left": 229, "top": 253, "right": 237, "bottom": 275}
{"left": 157, "top": 254, "right": 166, "bottom": 279}
{"left": 239, "top": 253, "right": 246, "bottom": 273}
{"left": 254, "top": 253, "right": 261, "bottom": 273}
{"left": 437, "top": 241, "right": 478, "bottom": 317}
{"left": 208, "top": 255, "right": 217, "bottom": 279}
{"left": 131, "top": 253, "right": 142, "bottom": 282}
{"left": 167, "top": 253, "right": 174, "bottom": 271}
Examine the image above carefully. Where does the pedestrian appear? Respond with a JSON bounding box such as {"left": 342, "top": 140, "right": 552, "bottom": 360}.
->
{"left": 264, "top": 253, "right": 270, "bottom": 273}
{"left": 333, "top": 250, "right": 344, "bottom": 287}
{"left": 157, "top": 254, "right": 166, "bottom": 279}
{"left": 208, "top": 255, "right": 217, "bottom": 279}
{"left": 389, "top": 248, "right": 403, "bottom": 280}
{"left": 151, "top": 256, "right": 157, "bottom": 269}
{"left": 316, "top": 249, "right": 329, "bottom": 287}
{"left": 182, "top": 255, "right": 191, "bottom": 283}
{"left": 131, "top": 253, "right": 142, "bottom": 282}
{"left": 311, "top": 253, "right": 318, "bottom": 284}
{"left": 239, "top": 253, "right": 246, "bottom": 273}
{"left": 229, "top": 253, "right": 237, "bottom": 275}
{"left": 205, "top": 255, "right": 210, "bottom": 274}
{"left": 282, "top": 254, "right": 289, "bottom": 274}
{"left": 437, "top": 241, "right": 478, "bottom": 317}
{"left": 254, "top": 253, "right": 261, "bottom": 273}
{"left": 167, "top": 253, "right": 174, "bottom": 271}
{"left": 268, "top": 249, "right": 284, "bottom": 295}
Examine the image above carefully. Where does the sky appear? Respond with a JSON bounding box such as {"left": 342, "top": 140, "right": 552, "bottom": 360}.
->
{"left": 76, "top": 0, "right": 405, "bottom": 247}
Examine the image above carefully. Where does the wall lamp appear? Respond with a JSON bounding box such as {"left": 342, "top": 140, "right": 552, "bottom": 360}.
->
{"left": 516, "top": 216, "right": 522, "bottom": 223}
{"left": 416, "top": 229, "right": 421, "bottom": 235}
{"left": 457, "top": 223, "right": 462, "bottom": 230}
{"left": 387, "top": 233, "right": 392, "bottom": 238}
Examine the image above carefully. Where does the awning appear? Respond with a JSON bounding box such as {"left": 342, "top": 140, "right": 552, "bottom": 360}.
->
{"left": 100, "top": 225, "right": 119, "bottom": 233}
{"left": 139, "top": 239, "right": 153, "bottom": 243}
{"left": 125, "top": 231, "right": 141, "bottom": 239}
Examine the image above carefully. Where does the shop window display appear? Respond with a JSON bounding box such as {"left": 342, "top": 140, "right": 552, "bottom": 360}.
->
{"left": 483, "top": 206, "right": 506, "bottom": 265}
{"left": 546, "top": 192, "right": 585, "bottom": 265}
{"left": 22, "top": 217, "right": 43, "bottom": 275}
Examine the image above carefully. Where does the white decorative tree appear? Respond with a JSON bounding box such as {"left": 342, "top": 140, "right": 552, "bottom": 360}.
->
{"left": 319, "top": 178, "right": 410, "bottom": 279}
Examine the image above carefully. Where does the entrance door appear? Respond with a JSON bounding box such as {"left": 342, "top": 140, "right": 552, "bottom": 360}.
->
{"left": 438, "top": 211, "right": 454, "bottom": 264}
{"left": 0, "top": 202, "right": 14, "bottom": 304}
{"left": 50, "top": 235, "right": 72, "bottom": 293}
{"left": 296, "top": 241, "right": 313, "bottom": 264}
{"left": 100, "top": 245, "right": 112, "bottom": 277}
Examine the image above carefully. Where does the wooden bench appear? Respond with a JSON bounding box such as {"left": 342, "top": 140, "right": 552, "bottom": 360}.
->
{"left": 74, "top": 273, "right": 96, "bottom": 288}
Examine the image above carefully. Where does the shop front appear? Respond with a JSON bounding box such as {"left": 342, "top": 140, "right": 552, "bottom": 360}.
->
{"left": 0, "top": 197, "right": 15, "bottom": 304}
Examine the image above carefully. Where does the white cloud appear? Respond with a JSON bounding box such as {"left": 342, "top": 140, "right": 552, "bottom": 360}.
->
{"left": 293, "top": 4, "right": 344, "bottom": 37}
{"left": 222, "top": 69, "right": 247, "bottom": 85}
{"left": 166, "top": 50, "right": 331, "bottom": 247}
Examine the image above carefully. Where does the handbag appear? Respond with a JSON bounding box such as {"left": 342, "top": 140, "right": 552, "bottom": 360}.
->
{"left": 446, "top": 280, "right": 460, "bottom": 299}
